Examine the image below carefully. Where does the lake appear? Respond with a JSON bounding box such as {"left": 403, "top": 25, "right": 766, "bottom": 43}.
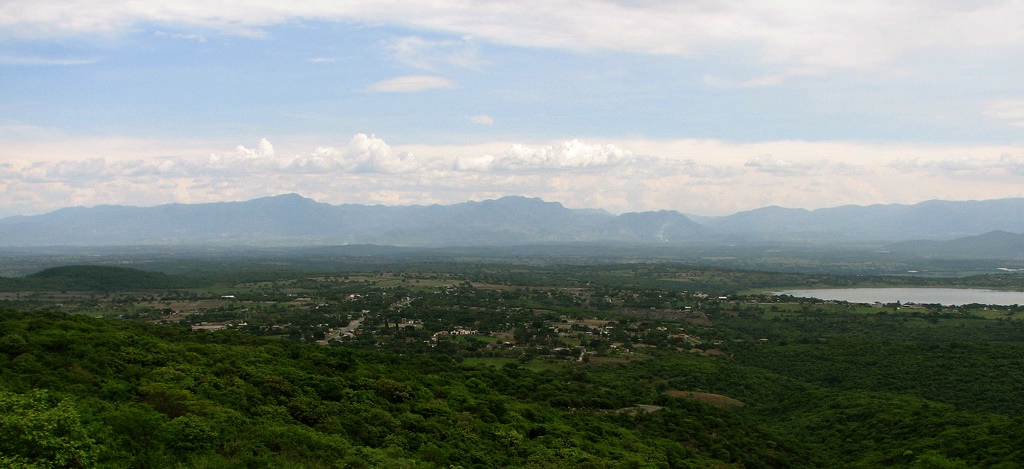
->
{"left": 778, "top": 288, "right": 1024, "bottom": 306}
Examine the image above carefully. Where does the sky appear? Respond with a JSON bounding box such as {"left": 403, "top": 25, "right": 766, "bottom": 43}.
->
{"left": 1, "top": 1, "right": 1024, "bottom": 218}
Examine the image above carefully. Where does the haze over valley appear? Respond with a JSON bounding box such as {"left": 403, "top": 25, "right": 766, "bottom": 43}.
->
{"left": 3, "top": 194, "right": 1024, "bottom": 278}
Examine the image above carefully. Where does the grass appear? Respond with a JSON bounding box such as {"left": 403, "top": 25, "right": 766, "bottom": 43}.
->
{"left": 663, "top": 390, "right": 746, "bottom": 409}
{"left": 460, "top": 357, "right": 516, "bottom": 368}
{"left": 71, "top": 310, "right": 122, "bottom": 318}
{"left": 459, "top": 356, "right": 568, "bottom": 372}
{"left": 521, "top": 361, "right": 566, "bottom": 372}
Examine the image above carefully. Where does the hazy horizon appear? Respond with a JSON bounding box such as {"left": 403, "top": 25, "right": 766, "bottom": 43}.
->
{"left": 5, "top": 192, "right": 1024, "bottom": 221}
{"left": 3, "top": 1, "right": 1023, "bottom": 218}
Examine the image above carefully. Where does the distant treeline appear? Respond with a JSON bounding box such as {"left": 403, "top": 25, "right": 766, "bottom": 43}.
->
{"left": 4, "top": 263, "right": 1024, "bottom": 293}
{"left": 0, "top": 265, "right": 206, "bottom": 291}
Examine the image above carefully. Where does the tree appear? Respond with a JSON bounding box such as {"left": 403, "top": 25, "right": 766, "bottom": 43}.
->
{"left": 0, "top": 390, "right": 99, "bottom": 468}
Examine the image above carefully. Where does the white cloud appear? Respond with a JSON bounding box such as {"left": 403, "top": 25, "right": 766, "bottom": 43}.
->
{"left": 4, "top": 1, "right": 1023, "bottom": 71}
{"left": 703, "top": 67, "right": 826, "bottom": 88}
{"left": 453, "top": 140, "right": 638, "bottom": 172}
{"left": 0, "top": 123, "right": 58, "bottom": 139}
{"left": 890, "top": 152, "right": 1024, "bottom": 177}
{"left": 985, "top": 98, "right": 1024, "bottom": 128}
{"left": 384, "top": 35, "right": 483, "bottom": 70}
{"left": 744, "top": 155, "right": 840, "bottom": 176}
{"left": 336, "top": 133, "right": 422, "bottom": 173}
{"left": 2, "top": 134, "right": 1024, "bottom": 218}
{"left": 153, "top": 31, "right": 206, "bottom": 42}
{"left": 469, "top": 115, "right": 494, "bottom": 126}
{"left": 202, "top": 134, "right": 424, "bottom": 174}
{"left": 0, "top": 55, "right": 98, "bottom": 66}
{"left": 365, "top": 75, "right": 456, "bottom": 93}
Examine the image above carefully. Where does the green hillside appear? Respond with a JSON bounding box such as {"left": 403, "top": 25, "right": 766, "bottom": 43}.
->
{"left": 1, "top": 309, "right": 805, "bottom": 468}
{"left": 2, "top": 262, "right": 1024, "bottom": 468}
{"left": 0, "top": 265, "right": 203, "bottom": 291}
{"left": 3, "top": 307, "right": 1023, "bottom": 468}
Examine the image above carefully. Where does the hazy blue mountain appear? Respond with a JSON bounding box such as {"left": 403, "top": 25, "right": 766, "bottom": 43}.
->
{"left": 591, "top": 211, "right": 704, "bottom": 243}
{"left": 701, "top": 198, "right": 1024, "bottom": 241}
{"left": 367, "top": 196, "right": 610, "bottom": 245}
{"left": 0, "top": 194, "right": 622, "bottom": 247}
{"left": 885, "top": 231, "right": 1024, "bottom": 260}
{"left": 0, "top": 194, "right": 350, "bottom": 246}
{"left": 1, "top": 194, "right": 1022, "bottom": 247}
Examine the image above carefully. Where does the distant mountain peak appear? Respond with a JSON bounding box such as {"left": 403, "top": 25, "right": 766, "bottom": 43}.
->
{"left": 269, "top": 192, "right": 307, "bottom": 200}
{"left": 2, "top": 195, "right": 1024, "bottom": 249}
{"left": 0, "top": 194, "right": 692, "bottom": 247}
{"left": 251, "top": 193, "right": 316, "bottom": 203}
{"left": 485, "top": 195, "right": 562, "bottom": 207}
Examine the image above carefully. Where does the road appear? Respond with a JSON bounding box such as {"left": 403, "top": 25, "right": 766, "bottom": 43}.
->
{"left": 316, "top": 318, "right": 362, "bottom": 345}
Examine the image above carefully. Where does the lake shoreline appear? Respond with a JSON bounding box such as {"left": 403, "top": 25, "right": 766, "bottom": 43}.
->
{"left": 777, "top": 287, "right": 1024, "bottom": 306}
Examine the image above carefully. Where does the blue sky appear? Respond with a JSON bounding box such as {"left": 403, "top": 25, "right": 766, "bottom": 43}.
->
{"left": 2, "top": 1, "right": 1023, "bottom": 218}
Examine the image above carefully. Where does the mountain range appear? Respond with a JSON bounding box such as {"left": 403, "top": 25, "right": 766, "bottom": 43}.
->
{"left": 1, "top": 194, "right": 1023, "bottom": 255}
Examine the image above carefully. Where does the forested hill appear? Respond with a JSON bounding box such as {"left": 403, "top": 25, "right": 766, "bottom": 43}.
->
{"left": 0, "top": 309, "right": 805, "bottom": 468}
{"left": 0, "top": 266, "right": 204, "bottom": 291}
{"left": 2, "top": 305, "right": 1024, "bottom": 467}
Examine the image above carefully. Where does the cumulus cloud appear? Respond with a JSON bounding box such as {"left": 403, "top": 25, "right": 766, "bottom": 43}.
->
{"left": 336, "top": 133, "right": 422, "bottom": 173}
{"left": 2, "top": 134, "right": 1024, "bottom": 218}
{"left": 453, "top": 140, "right": 638, "bottom": 172}
{"left": 196, "top": 134, "right": 424, "bottom": 174}
{"left": 208, "top": 137, "right": 647, "bottom": 176}
{"left": 365, "top": 75, "right": 456, "bottom": 93}
{"left": 0, "top": 135, "right": 664, "bottom": 216}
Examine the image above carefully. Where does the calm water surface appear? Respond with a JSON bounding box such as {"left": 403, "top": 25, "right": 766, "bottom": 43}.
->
{"left": 778, "top": 288, "right": 1024, "bottom": 306}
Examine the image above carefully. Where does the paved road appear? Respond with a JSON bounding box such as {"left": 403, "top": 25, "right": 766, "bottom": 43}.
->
{"left": 316, "top": 318, "right": 362, "bottom": 345}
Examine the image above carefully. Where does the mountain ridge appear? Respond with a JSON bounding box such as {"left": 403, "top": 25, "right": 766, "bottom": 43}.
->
{"left": 1, "top": 194, "right": 1022, "bottom": 248}
{"left": 886, "top": 230, "right": 1024, "bottom": 260}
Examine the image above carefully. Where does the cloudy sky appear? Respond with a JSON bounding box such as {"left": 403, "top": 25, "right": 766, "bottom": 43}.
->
{"left": 2, "top": 1, "right": 1023, "bottom": 218}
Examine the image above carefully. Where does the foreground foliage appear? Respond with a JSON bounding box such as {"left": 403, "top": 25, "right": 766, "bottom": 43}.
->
{"left": 1, "top": 309, "right": 803, "bottom": 468}
{"left": 2, "top": 262, "right": 1024, "bottom": 467}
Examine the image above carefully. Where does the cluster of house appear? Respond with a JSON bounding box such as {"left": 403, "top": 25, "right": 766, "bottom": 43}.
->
{"left": 431, "top": 326, "right": 479, "bottom": 341}
{"left": 190, "top": 321, "right": 247, "bottom": 331}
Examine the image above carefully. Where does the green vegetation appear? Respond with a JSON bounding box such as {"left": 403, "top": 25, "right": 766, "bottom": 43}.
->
{"left": 2, "top": 261, "right": 1024, "bottom": 467}
{"left": 0, "top": 266, "right": 205, "bottom": 292}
